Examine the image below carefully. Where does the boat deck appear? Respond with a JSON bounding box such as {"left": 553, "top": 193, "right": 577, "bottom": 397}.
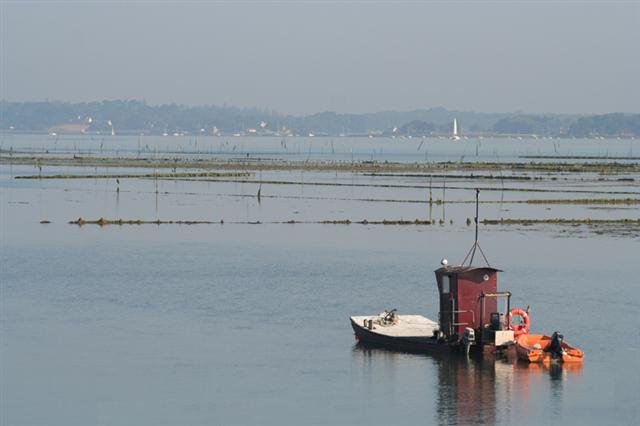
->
{"left": 351, "top": 314, "right": 438, "bottom": 338}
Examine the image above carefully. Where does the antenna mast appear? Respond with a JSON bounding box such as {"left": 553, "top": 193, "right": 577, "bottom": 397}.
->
{"left": 462, "top": 188, "right": 491, "bottom": 267}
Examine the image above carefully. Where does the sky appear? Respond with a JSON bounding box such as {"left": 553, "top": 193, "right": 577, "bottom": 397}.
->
{"left": 1, "top": 1, "right": 639, "bottom": 115}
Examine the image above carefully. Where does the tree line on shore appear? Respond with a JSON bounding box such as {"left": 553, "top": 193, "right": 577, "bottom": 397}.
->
{"left": 1, "top": 100, "right": 638, "bottom": 137}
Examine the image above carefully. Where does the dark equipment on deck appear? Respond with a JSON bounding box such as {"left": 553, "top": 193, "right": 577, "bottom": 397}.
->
{"left": 490, "top": 312, "right": 503, "bottom": 331}
{"left": 550, "top": 331, "right": 565, "bottom": 358}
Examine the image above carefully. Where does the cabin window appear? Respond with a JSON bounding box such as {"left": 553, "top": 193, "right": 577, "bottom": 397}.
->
{"left": 442, "top": 275, "right": 450, "bottom": 294}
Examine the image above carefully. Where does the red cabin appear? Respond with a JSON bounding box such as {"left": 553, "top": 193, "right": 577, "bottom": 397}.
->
{"left": 434, "top": 265, "right": 508, "bottom": 343}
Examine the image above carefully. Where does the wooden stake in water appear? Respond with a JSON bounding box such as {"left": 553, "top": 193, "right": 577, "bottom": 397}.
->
{"left": 474, "top": 188, "right": 479, "bottom": 247}
{"left": 441, "top": 166, "right": 447, "bottom": 222}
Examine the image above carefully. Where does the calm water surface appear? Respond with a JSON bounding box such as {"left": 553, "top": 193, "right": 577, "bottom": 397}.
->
{"left": 2, "top": 226, "right": 639, "bottom": 425}
{"left": 1, "top": 137, "right": 639, "bottom": 425}
{"left": 2, "top": 134, "right": 639, "bottom": 163}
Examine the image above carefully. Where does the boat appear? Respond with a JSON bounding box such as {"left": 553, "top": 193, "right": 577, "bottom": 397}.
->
{"left": 350, "top": 311, "right": 445, "bottom": 353}
{"left": 450, "top": 118, "right": 461, "bottom": 141}
{"left": 515, "top": 332, "right": 584, "bottom": 363}
{"left": 350, "top": 191, "right": 585, "bottom": 361}
{"left": 350, "top": 190, "right": 525, "bottom": 356}
{"left": 350, "top": 262, "right": 520, "bottom": 355}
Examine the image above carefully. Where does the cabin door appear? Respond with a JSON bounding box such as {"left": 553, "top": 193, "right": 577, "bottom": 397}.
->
{"left": 439, "top": 274, "right": 455, "bottom": 338}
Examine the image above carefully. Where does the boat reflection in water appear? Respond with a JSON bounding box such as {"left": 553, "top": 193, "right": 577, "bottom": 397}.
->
{"left": 519, "top": 360, "right": 583, "bottom": 418}
{"left": 352, "top": 343, "right": 582, "bottom": 424}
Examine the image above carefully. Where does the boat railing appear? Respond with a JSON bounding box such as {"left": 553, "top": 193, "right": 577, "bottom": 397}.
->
{"left": 479, "top": 291, "right": 511, "bottom": 325}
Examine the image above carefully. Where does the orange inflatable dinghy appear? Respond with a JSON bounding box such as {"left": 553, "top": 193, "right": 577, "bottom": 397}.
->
{"left": 516, "top": 333, "right": 584, "bottom": 363}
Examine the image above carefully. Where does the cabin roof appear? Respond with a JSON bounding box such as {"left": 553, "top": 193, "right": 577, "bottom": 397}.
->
{"left": 434, "top": 265, "right": 503, "bottom": 274}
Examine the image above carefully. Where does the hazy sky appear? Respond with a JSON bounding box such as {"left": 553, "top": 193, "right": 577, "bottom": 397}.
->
{"left": 2, "top": 1, "right": 639, "bottom": 114}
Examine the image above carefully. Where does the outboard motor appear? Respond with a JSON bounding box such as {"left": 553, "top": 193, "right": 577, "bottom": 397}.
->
{"left": 550, "top": 331, "right": 565, "bottom": 358}
{"left": 462, "top": 327, "right": 476, "bottom": 356}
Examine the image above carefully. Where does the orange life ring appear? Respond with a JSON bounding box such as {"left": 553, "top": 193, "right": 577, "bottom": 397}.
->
{"left": 506, "top": 308, "right": 530, "bottom": 337}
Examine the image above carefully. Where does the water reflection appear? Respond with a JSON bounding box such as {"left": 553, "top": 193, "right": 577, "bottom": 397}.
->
{"left": 435, "top": 356, "right": 501, "bottom": 425}
{"left": 352, "top": 343, "right": 582, "bottom": 425}
{"left": 521, "top": 361, "right": 583, "bottom": 418}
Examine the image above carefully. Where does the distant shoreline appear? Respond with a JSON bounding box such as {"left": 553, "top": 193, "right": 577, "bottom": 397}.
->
{"left": 1, "top": 100, "right": 639, "bottom": 138}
